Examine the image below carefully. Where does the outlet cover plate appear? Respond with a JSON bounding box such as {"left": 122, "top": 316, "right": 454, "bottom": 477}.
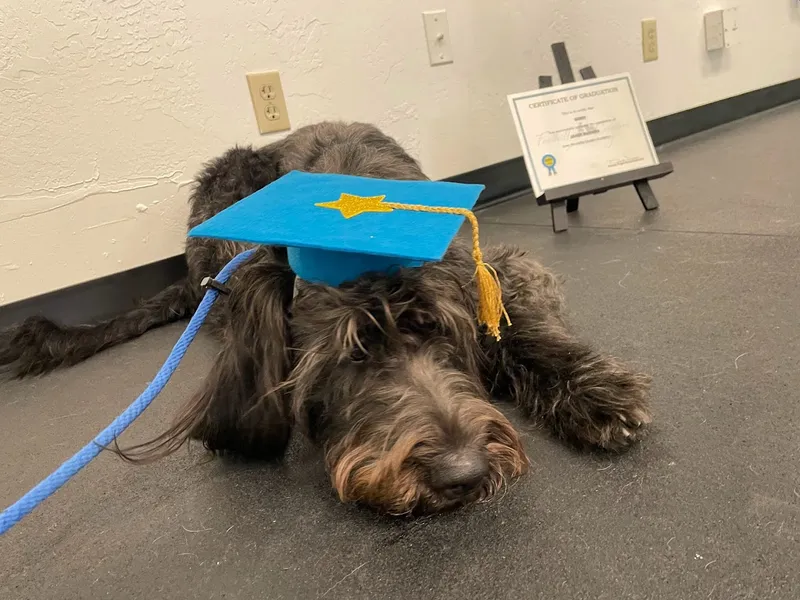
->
{"left": 246, "top": 71, "right": 290, "bottom": 134}
{"left": 642, "top": 18, "right": 658, "bottom": 62}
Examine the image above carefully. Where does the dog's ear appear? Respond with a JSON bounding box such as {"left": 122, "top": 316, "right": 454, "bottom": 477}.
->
{"left": 118, "top": 255, "right": 296, "bottom": 462}
{"left": 191, "top": 258, "right": 296, "bottom": 458}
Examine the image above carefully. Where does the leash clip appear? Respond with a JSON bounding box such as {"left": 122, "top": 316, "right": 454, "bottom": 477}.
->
{"left": 200, "top": 276, "right": 232, "bottom": 295}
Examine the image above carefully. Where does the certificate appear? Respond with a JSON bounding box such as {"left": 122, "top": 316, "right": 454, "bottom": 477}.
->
{"left": 507, "top": 74, "right": 658, "bottom": 199}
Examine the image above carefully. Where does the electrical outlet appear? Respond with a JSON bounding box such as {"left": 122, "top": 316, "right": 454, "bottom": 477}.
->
{"left": 422, "top": 10, "right": 453, "bottom": 66}
{"left": 246, "top": 71, "right": 290, "bottom": 134}
{"left": 704, "top": 10, "right": 725, "bottom": 52}
{"left": 264, "top": 105, "right": 280, "bottom": 121}
{"left": 641, "top": 18, "right": 658, "bottom": 62}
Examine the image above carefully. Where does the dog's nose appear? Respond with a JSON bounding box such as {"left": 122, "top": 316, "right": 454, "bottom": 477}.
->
{"left": 430, "top": 449, "right": 489, "bottom": 494}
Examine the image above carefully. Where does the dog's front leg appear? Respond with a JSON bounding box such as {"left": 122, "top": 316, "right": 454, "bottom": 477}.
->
{"left": 487, "top": 249, "right": 652, "bottom": 450}
{"left": 115, "top": 256, "right": 296, "bottom": 463}
{"left": 184, "top": 257, "right": 296, "bottom": 460}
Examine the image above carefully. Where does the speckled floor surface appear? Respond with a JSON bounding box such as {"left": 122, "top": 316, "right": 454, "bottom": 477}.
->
{"left": 2, "top": 102, "right": 799, "bottom": 599}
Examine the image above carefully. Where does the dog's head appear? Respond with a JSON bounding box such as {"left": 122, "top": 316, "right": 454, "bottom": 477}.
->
{"left": 121, "top": 256, "right": 528, "bottom": 515}
{"left": 290, "top": 269, "right": 529, "bottom": 515}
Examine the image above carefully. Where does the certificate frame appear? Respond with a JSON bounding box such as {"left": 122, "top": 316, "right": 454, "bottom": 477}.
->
{"left": 505, "top": 42, "right": 673, "bottom": 232}
{"left": 508, "top": 73, "right": 659, "bottom": 199}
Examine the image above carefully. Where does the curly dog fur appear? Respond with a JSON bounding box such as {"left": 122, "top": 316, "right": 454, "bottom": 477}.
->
{"left": 0, "top": 121, "right": 652, "bottom": 515}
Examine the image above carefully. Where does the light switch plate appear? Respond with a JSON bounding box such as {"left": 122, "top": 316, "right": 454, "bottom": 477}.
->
{"left": 246, "top": 71, "right": 290, "bottom": 134}
{"left": 422, "top": 10, "right": 453, "bottom": 66}
{"left": 704, "top": 10, "right": 725, "bottom": 52}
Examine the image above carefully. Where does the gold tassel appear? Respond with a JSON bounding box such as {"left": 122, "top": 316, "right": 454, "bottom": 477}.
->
{"left": 472, "top": 259, "right": 509, "bottom": 340}
{"left": 385, "top": 202, "right": 511, "bottom": 340}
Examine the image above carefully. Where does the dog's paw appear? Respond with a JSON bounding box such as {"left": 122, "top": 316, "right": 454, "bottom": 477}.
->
{"left": 552, "top": 367, "right": 653, "bottom": 451}
{"left": 588, "top": 398, "right": 652, "bottom": 451}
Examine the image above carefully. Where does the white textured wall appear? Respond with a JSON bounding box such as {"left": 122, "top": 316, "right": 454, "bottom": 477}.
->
{"left": 2, "top": 0, "right": 799, "bottom": 305}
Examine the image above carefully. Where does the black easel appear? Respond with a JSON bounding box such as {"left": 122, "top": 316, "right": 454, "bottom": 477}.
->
{"left": 537, "top": 42, "right": 674, "bottom": 232}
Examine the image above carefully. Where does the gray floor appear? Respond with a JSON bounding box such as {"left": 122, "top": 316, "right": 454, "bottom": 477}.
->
{"left": 2, "top": 102, "right": 799, "bottom": 600}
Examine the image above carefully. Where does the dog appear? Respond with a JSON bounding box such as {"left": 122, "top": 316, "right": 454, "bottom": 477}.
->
{"left": 0, "top": 121, "right": 652, "bottom": 515}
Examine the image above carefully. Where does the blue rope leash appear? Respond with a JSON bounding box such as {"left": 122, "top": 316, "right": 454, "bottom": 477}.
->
{"left": 0, "top": 249, "right": 256, "bottom": 536}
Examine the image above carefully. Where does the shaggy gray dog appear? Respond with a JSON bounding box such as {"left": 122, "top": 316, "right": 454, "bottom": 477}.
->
{"left": 0, "top": 122, "right": 652, "bottom": 515}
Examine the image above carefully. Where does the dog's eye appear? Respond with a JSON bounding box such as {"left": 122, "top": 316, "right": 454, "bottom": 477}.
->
{"left": 350, "top": 347, "right": 367, "bottom": 363}
{"left": 402, "top": 313, "right": 441, "bottom": 336}
{"left": 412, "top": 441, "right": 431, "bottom": 453}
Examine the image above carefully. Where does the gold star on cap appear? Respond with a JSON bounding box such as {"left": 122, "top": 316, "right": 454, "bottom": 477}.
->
{"left": 315, "top": 193, "right": 394, "bottom": 219}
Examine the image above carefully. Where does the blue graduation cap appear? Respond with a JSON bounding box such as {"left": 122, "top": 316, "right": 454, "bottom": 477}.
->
{"left": 189, "top": 170, "right": 510, "bottom": 339}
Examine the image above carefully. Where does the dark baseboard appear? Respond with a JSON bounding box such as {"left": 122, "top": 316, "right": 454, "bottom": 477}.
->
{"left": 2, "top": 77, "right": 798, "bottom": 328}
{"left": 443, "top": 156, "right": 531, "bottom": 209}
{"left": 646, "top": 78, "right": 800, "bottom": 146}
{"left": 0, "top": 256, "right": 188, "bottom": 329}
